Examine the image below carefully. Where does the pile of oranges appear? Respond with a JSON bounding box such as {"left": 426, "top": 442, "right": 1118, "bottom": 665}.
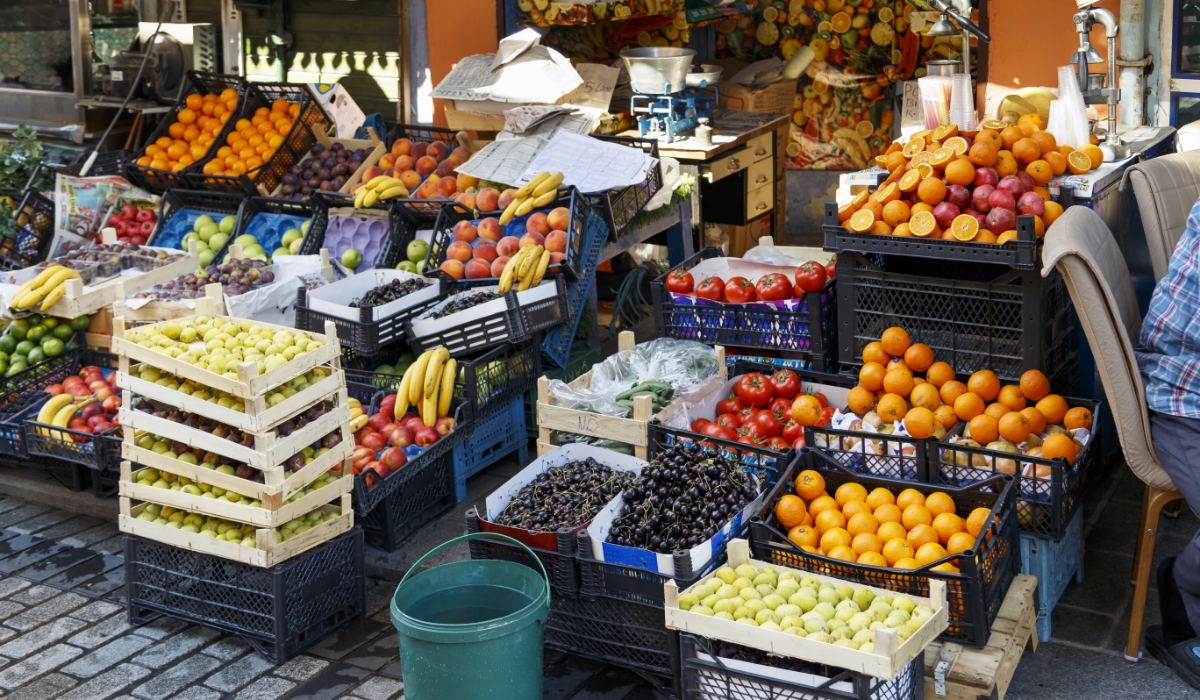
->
{"left": 135, "top": 89, "right": 240, "bottom": 173}
{"left": 200, "top": 99, "right": 300, "bottom": 178}
{"left": 773, "top": 468, "right": 993, "bottom": 573}
{"left": 845, "top": 326, "right": 1090, "bottom": 467}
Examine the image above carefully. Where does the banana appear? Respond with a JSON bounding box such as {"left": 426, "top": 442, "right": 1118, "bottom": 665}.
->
{"left": 363, "top": 189, "right": 380, "bottom": 208}
{"left": 395, "top": 363, "right": 414, "bottom": 417}
{"left": 349, "top": 407, "right": 363, "bottom": 420}
{"left": 374, "top": 177, "right": 404, "bottom": 191}
{"left": 354, "top": 187, "right": 368, "bottom": 209}
{"left": 16, "top": 289, "right": 47, "bottom": 310}
{"left": 532, "top": 171, "right": 563, "bottom": 197}
{"left": 498, "top": 246, "right": 523, "bottom": 292}
{"left": 515, "top": 196, "right": 537, "bottom": 218}
{"left": 24, "top": 265, "right": 63, "bottom": 291}
{"left": 517, "top": 245, "right": 542, "bottom": 279}
{"left": 50, "top": 402, "right": 80, "bottom": 441}
{"left": 364, "top": 175, "right": 391, "bottom": 189}
{"left": 349, "top": 414, "right": 369, "bottom": 432}
{"left": 499, "top": 196, "right": 523, "bottom": 225}
{"left": 439, "top": 358, "right": 456, "bottom": 418}
{"left": 515, "top": 172, "right": 550, "bottom": 198}
{"left": 35, "top": 267, "right": 78, "bottom": 294}
{"left": 532, "top": 189, "right": 557, "bottom": 208}
{"left": 378, "top": 185, "right": 409, "bottom": 200}
{"left": 423, "top": 347, "right": 449, "bottom": 398}
{"left": 408, "top": 350, "right": 433, "bottom": 406}
{"left": 422, "top": 377, "right": 439, "bottom": 427}
{"left": 347, "top": 398, "right": 361, "bottom": 410}
{"left": 40, "top": 283, "right": 66, "bottom": 311}
{"left": 530, "top": 250, "right": 552, "bottom": 287}
{"left": 37, "top": 394, "right": 74, "bottom": 428}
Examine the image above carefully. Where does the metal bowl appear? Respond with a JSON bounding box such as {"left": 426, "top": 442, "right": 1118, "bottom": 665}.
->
{"left": 686, "top": 64, "right": 723, "bottom": 88}
{"left": 620, "top": 47, "right": 696, "bottom": 95}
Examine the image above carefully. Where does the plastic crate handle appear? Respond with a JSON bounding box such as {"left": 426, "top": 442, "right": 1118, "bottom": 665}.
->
{"left": 399, "top": 532, "right": 551, "bottom": 609}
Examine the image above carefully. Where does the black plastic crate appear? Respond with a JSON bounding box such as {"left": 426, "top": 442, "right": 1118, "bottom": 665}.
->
{"left": 0, "top": 331, "right": 88, "bottom": 459}
{"left": 339, "top": 341, "right": 410, "bottom": 393}
{"left": 145, "top": 189, "right": 246, "bottom": 253}
{"left": 652, "top": 247, "right": 837, "bottom": 370}
{"left": 360, "top": 451, "right": 456, "bottom": 552}
{"left": 682, "top": 634, "right": 924, "bottom": 700}
{"left": 294, "top": 282, "right": 442, "bottom": 358}
{"left": 465, "top": 509, "right": 580, "bottom": 597}
{"left": 588, "top": 134, "right": 663, "bottom": 236}
{"left": 185, "top": 83, "right": 332, "bottom": 196}
{"left": 750, "top": 449, "right": 1020, "bottom": 647}
{"left": 824, "top": 201, "right": 1045, "bottom": 270}
{"left": 66, "top": 149, "right": 131, "bottom": 177}
{"left": 23, "top": 349, "right": 122, "bottom": 470}
{"left": 125, "top": 72, "right": 249, "bottom": 194}
{"left": 423, "top": 186, "right": 589, "bottom": 284}
{"left": 541, "top": 192, "right": 610, "bottom": 369}
{"left": 837, "top": 250, "right": 1079, "bottom": 393}
{"left": 295, "top": 190, "right": 417, "bottom": 274}
{"left": 936, "top": 397, "right": 1101, "bottom": 541}
{"left": 386, "top": 122, "right": 459, "bottom": 149}
{"left": 125, "top": 527, "right": 365, "bottom": 664}
{"left": 805, "top": 424, "right": 936, "bottom": 484}
{"left": 0, "top": 188, "right": 55, "bottom": 270}
{"left": 454, "top": 340, "right": 540, "bottom": 423}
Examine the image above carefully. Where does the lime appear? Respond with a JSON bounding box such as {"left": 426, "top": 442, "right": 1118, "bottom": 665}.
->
{"left": 69, "top": 315, "right": 90, "bottom": 331}
{"left": 8, "top": 320, "right": 28, "bottom": 341}
{"left": 6, "top": 362, "right": 26, "bottom": 376}
{"left": 26, "top": 314, "right": 43, "bottom": 327}
{"left": 0, "top": 335, "right": 16, "bottom": 355}
{"left": 0, "top": 360, "right": 8, "bottom": 375}
{"left": 25, "top": 326, "right": 46, "bottom": 343}
{"left": 15, "top": 340, "right": 34, "bottom": 356}
{"left": 52, "top": 324, "right": 73, "bottom": 341}
{"left": 0, "top": 351, "right": 9, "bottom": 365}
{"left": 40, "top": 338, "right": 63, "bottom": 358}
{"left": 26, "top": 348, "right": 45, "bottom": 365}
{"left": 40, "top": 317, "right": 57, "bottom": 330}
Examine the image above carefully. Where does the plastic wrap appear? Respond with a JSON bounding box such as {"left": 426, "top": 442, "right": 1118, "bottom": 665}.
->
{"left": 547, "top": 338, "right": 722, "bottom": 428}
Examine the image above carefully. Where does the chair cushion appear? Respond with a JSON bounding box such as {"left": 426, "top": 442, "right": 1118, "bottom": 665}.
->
{"left": 1122, "top": 152, "right": 1200, "bottom": 281}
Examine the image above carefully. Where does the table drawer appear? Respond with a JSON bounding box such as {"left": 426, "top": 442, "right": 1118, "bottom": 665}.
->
{"left": 746, "top": 180, "right": 774, "bottom": 218}
{"left": 702, "top": 147, "right": 750, "bottom": 184}
{"left": 747, "top": 157, "right": 773, "bottom": 190}
{"left": 747, "top": 132, "right": 773, "bottom": 163}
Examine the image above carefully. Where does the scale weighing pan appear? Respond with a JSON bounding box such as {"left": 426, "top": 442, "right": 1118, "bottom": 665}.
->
{"left": 621, "top": 48, "right": 696, "bottom": 95}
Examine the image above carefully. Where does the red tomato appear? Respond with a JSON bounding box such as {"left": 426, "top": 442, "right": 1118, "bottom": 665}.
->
{"left": 770, "top": 370, "right": 801, "bottom": 399}
{"left": 701, "top": 423, "right": 738, "bottom": 441}
{"left": 826, "top": 255, "right": 837, "bottom": 280}
{"left": 739, "top": 435, "right": 764, "bottom": 447}
{"left": 751, "top": 409, "right": 782, "bottom": 438}
{"left": 755, "top": 273, "right": 792, "bottom": 301}
{"left": 734, "top": 406, "right": 757, "bottom": 426}
{"left": 767, "top": 437, "right": 790, "bottom": 451}
{"left": 734, "top": 372, "right": 773, "bottom": 407}
{"left": 793, "top": 435, "right": 806, "bottom": 450}
{"left": 768, "top": 397, "right": 793, "bottom": 416}
{"left": 816, "top": 406, "right": 837, "bottom": 428}
{"left": 739, "top": 422, "right": 767, "bottom": 441}
{"left": 811, "top": 392, "right": 829, "bottom": 408}
{"left": 724, "top": 277, "right": 756, "bottom": 304}
{"left": 715, "top": 413, "right": 739, "bottom": 429}
{"left": 666, "top": 269, "right": 694, "bottom": 294}
{"left": 716, "top": 394, "right": 744, "bottom": 416}
{"left": 794, "top": 261, "right": 828, "bottom": 294}
{"left": 782, "top": 419, "right": 801, "bottom": 443}
{"left": 690, "top": 418, "right": 711, "bottom": 432}
{"left": 693, "top": 276, "right": 724, "bottom": 301}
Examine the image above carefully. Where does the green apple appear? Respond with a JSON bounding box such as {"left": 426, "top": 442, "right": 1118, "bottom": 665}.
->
{"left": 198, "top": 223, "right": 218, "bottom": 241}
{"left": 194, "top": 215, "right": 215, "bottom": 231}
{"left": 273, "top": 247, "right": 290, "bottom": 258}
{"left": 342, "top": 248, "right": 362, "bottom": 271}
{"left": 289, "top": 238, "right": 303, "bottom": 254}
{"left": 209, "top": 233, "right": 229, "bottom": 251}
{"left": 396, "top": 260, "right": 417, "bottom": 273}
{"left": 234, "top": 234, "right": 258, "bottom": 248}
{"left": 301, "top": 220, "right": 311, "bottom": 234}
{"left": 219, "top": 216, "right": 237, "bottom": 234}
{"left": 281, "top": 228, "right": 303, "bottom": 247}
{"left": 406, "top": 239, "right": 428, "bottom": 263}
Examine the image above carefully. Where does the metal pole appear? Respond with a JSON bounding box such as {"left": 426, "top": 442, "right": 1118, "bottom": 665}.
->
{"left": 1119, "top": 0, "right": 1145, "bottom": 127}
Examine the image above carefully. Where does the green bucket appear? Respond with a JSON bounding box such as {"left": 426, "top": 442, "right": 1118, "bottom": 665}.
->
{"left": 390, "top": 532, "right": 551, "bottom": 699}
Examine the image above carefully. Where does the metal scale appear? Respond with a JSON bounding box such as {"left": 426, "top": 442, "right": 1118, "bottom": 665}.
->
{"left": 620, "top": 48, "right": 719, "bottom": 142}
{"left": 1072, "top": 0, "right": 1131, "bottom": 161}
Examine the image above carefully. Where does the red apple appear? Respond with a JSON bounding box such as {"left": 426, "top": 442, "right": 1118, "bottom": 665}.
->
{"left": 361, "top": 432, "right": 387, "bottom": 452}
{"left": 379, "top": 394, "right": 397, "bottom": 421}
{"left": 102, "top": 395, "right": 121, "bottom": 414}
{"left": 381, "top": 446, "right": 408, "bottom": 470}
{"left": 415, "top": 426, "right": 439, "bottom": 447}
{"left": 80, "top": 403, "right": 104, "bottom": 421}
{"left": 389, "top": 425, "right": 413, "bottom": 448}
{"left": 434, "top": 416, "right": 455, "bottom": 436}
{"left": 368, "top": 413, "right": 391, "bottom": 432}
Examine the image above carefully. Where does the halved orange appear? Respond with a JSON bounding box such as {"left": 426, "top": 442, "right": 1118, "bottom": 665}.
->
{"left": 875, "top": 155, "right": 888, "bottom": 168}
{"left": 916, "top": 162, "right": 935, "bottom": 179}
{"left": 830, "top": 11, "right": 852, "bottom": 32}
{"left": 902, "top": 137, "right": 927, "bottom": 158}
{"left": 909, "top": 210, "right": 938, "bottom": 237}
{"left": 876, "top": 182, "right": 900, "bottom": 203}
{"left": 950, "top": 214, "right": 980, "bottom": 241}
{"left": 837, "top": 202, "right": 858, "bottom": 222}
{"left": 910, "top": 151, "right": 934, "bottom": 168}
{"left": 898, "top": 169, "right": 922, "bottom": 192}
{"left": 929, "top": 147, "right": 956, "bottom": 168}
{"left": 848, "top": 209, "right": 876, "bottom": 233}
{"left": 944, "top": 136, "right": 969, "bottom": 156}
{"left": 911, "top": 130, "right": 932, "bottom": 141}
{"left": 1067, "top": 150, "right": 1092, "bottom": 175}
{"left": 981, "top": 119, "right": 1009, "bottom": 131}
{"left": 932, "top": 124, "right": 959, "bottom": 142}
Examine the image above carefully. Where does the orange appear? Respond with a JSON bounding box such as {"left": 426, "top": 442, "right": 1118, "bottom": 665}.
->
{"left": 950, "top": 214, "right": 980, "bottom": 241}
{"left": 999, "top": 126, "right": 1024, "bottom": 150}
{"left": 901, "top": 343, "right": 933, "bottom": 372}
{"left": 967, "top": 370, "right": 1000, "bottom": 401}
{"left": 923, "top": 492, "right": 956, "bottom": 519}
{"left": 908, "top": 210, "right": 939, "bottom": 238}
{"left": 894, "top": 557, "right": 922, "bottom": 570}
{"left": 910, "top": 383, "right": 941, "bottom": 410}
{"left": 792, "top": 395, "right": 823, "bottom": 427}
{"left": 1080, "top": 144, "right": 1104, "bottom": 170}
{"left": 835, "top": 482, "right": 869, "bottom": 508}
{"left": 788, "top": 524, "right": 819, "bottom": 549}
{"left": 975, "top": 129, "right": 1003, "bottom": 151}
{"left": 896, "top": 488, "right": 926, "bottom": 510}
{"left": 1067, "top": 150, "right": 1092, "bottom": 175}
{"left": 859, "top": 362, "right": 886, "bottom": 391}
{"left": 877, "top": 394, "right": 908, "bottom": 424}
{"left": 775, "top": 495, "right": 808, "bottom": 529}
{"left": 882, "top": 538, "right": 916, "bottom": 566}
{"left": 1042, "top": 433, "right": 1077, "bottom": 464}
{"left": 876, "top": 183, "right": 901, "bottom": 204}
{"left": 898, "top": 169, "right": 922, "bottom": 193}
{"left": 862, "top": 341, "right": 891, "bottom": 365}
{"left": 882, "top": 200, "right": 911, "bottom": 227}
{"left": 932, "top": 562, "right": 961, "bottom": 573}
{"left": 1026, "top": 160, "right": 1053, "bottom": 186}
{"left": 847, "top": 386, "right": 877, "bottom": 415}
{"left": 1035, "top": 394, "right": 1069, "bottom": 424}
{"left": 886, "top": 358, "right": 911, "bottom": 374}
{"left": 934, "top": 405, "right": 960, "bottom": 430}
{"left": 917, "top": 176, "right": 947, "bottom": 206}
{"left": 857, "top": 551, "right": 888, "bottom": 567}
{"left": 975, "top": 230, "right": 999, "bottom": 244}
{"left": 809, "top": 495, "right": 839, "bottom": 517}
{"left": 905, "top": 407, "right": 936, "bottom": 438}
{"left": 795, "top": 470, "right": 826, "bottom": 501}
{"left": 1044, "top": 151, "right": 1067, "bottom": 175}
{"left": 847, "top": 511, "right": 880, "bottom": 538}
{"left": 827, "top": 545, "right": 858, "bottom": 562}
{"left": 915, "top": 542, "right": 949, "bottom": 566}
{"left": 885, "top": 151, "right": 909, "bottom": 172}
{"left": 929, "top": 147, "right": 956, "bottom": 169}
{"left": 1030, "top": 130, "right": 1057, "bottom": 154}
{"left": 997, "top": 385, "right": 1027, "bottom": 411}
{"left": 815, "top": 509, "right": 847, "bottom": 534}
{"left": 954, "top": 392, "right": 986, "bottom": 421}
{"left": 176, "top": 108, "right": 197, "bottom": 126}
{"left": 902, "top": 137, "right": 926, "bottom": 158}
{"left": 866, "top": 488, "right": 896, "bottom": 510}
{"left": 966, "top": 507, "right": 992, "bottom": 537}
{"left": 820, "top": 527, "right": 852, "bottom": 552}
{"left": 947, "top": 531, "right": 977, "bottom": 555}
{"left": 1064, "top": 406, "right": 1093, "bottom": 430}
{"left": 881, "top": 327, "right": 912, "bottom": 357}
{"left": 1019, "top": 370, "right": 1051, "bottom": 401}
{"left": 907, "top": 523, "right": 939, "bottom": 550}
{"left": 925, "top": 362, "right": 956, "bottom": 388}
{"left": 932, "top": 124, "right": 959, "bottom": 141}
{"left": 932, "top": 512, "right": 966, "bottom": 544}
{"left": 967, "top": 413, "right": 1000, "bottom": 445}
{"left": 967, "top": 142, "right": 998, "bottom": 167}
{"left": 1043, "top": 201, "right": 1065, "bottom": 226}
{"left": 1021, "top": 407, "right": 1047, "bottom": 435}
{"left": 945, "top": 159, "right": 975, "bottom": 186}
{"left": 838, "top": 203, "right": 858, "bottom": 223}
{"left": 168, "top": 122, "right": 186, "bottom": 139}
{"left": 883, "top": 368, "right": 915, "bottom": 397}
{"left": 995, "top": 150, "right": 1018, "bottom": 177}
{"left": 877, "top": 521, "right": 907, "bottom": 544}
{"left": 985, "top": 403, "right": 1012, "bottom": 421}
{"left": 185, "top": 93, "right": 203, "bottom": 110}
{"left": 842, "top": 499, "right": 872, "bottom": 518}
{"left": 874, "top": 505, "right": 904, "bottom": 527}
{"left": 902, "top": 504, "right": 933, "bottom": 530}
{"left": 998, "top": 411, "right": 1031, "bottom": 443}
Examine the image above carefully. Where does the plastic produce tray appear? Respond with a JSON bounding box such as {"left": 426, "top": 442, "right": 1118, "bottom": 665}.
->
{"left": 67, "top": 148, "right": 130, "bottom": 177}
{"left": 0, "top": 188, "right": 55, "bottom": 270}
{"left": 0, "top": 331, "right": 88, "bottom": 458}
{"left": 359, "top": 451, "right": 456, "bottom": 552}
{"left": 222, "top": 195, "right": 313, "bottom": 262}
{"left": 1023, "top": 506, "right": 1083, "bottom": 643}
{"left": 145, "top": 189, "right": 246, "bottom": 252}
{"left": 294, "top": 283, "right": 442, "bottom": 358}
{"left": 588, "top": 134, "right": 663, "bottom": 236}
{"left": 451, "top": 394, "right": 528, "bottom": 502}
{"left": 540, "top": 192, "right": 610, "bottom": 369}
{"left": 295, "top": 190, "right": 415, "bottom": 273}
{"left": 454, "top": 341, "right": 539, "bottom": 425}
{"left": 23, "top": 349, "right": 122, "bottom": 470}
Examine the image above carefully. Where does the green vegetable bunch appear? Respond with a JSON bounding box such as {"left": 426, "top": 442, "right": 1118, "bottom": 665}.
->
{"left": 0, "top": 125, "right": 51, "bottom": 192}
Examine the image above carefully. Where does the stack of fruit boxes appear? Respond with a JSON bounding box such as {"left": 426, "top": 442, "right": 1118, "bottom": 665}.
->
{"left": 111, "top": 296, "right": 356, "bottom": 567}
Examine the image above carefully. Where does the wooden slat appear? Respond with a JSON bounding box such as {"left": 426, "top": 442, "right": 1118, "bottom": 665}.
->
{"left": 45, "top": 253, "right": 198, "bottom": 319}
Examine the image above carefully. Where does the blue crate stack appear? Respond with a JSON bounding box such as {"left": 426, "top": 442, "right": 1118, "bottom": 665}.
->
{"left": 452, "top": 395, "right": 529, "bottom": 502}
{"left": 1020, "top": 506, "right": 1085, "bottom": 642}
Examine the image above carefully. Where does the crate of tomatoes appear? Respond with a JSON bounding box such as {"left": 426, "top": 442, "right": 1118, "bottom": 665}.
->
{"left": 651, "top": 248, "right": 836, "bottom": 370}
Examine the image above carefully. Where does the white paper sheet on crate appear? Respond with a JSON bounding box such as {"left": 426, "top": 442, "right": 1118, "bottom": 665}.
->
{"left": 432, "top": 48, "right": 582, "bottom": 105}
{"left": 518, "top": 131, "right": 655, "bottom": 193}
{"left": 305, "top": 269, "right": 438, "bottom": 323}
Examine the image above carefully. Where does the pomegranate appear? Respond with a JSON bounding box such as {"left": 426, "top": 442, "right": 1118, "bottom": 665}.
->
{"left": 971, "top": 185, "right": 995, "bottom": 213}
{"left": 988, "top": 189, "right": 1016, "bottom": 212}
{"left": 1017, "top": 191, "right": 1046, "bottom": 218}
{"left": 986, "top": 207, "right": 1016, "bottom": 234}
{"left": 932, "top": 202, "right": 961, "bottom": 230}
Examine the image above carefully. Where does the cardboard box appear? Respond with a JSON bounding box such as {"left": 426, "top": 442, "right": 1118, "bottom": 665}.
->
{"left": 718, "top": 80, "right": 798, "bottom": 115}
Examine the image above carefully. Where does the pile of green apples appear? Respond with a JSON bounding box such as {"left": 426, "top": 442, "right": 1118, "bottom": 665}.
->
{"left": 133, "top": 502, "right": 340, "bottom": 545}
{"left": 123, "top": 317, "right": 326, "bottom": 381}
{"left": 181, "top": 215, "right": 236, "bottom": 268}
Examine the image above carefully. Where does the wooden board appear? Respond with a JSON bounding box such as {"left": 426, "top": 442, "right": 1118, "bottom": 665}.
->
{"left": 118, "top": 494, "right": 353, "bottom": 568}
{"left": 120, "top": 460, "right": 352, "bottom": 528}
{"left": 120, "top": 387, "right": 350, "bottom": 469}
{"left": 40, "top": 250, "right": 199, "bottom": 319}
{"left": 922, "top": 574, "right": 1039, "bottom": 700}
{"left": 664, "top": 539, "right": 949, "bottom": 682}
{"left": 111, "top": 315, "right": 341, "bottom": 400}
{"left": 619, "top": 113, "right": 790, "bottom": 162}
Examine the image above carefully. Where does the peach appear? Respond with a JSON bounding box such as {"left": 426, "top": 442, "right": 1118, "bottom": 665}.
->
{"left": 476, "top": 188, "right": 500, "bottom": 212}
{"left": 465, "top": 259, "right": 492, "bottom": 279}
{"left": 446, "top": 241, "right": 473, "bottom": 262}
{"left": 429, "top": 142, "right": 451, "bottom": 162}
{"left": 457, "top": 173, "right": 479, "bottom": 191}
{"left": 415, "top": 181, "right": 438, "bottom": 199}
{"left": 439, "top": 259, "right": 464, "bottom": 280}
{"left": 473, "top": 240, "right": 497, "bottom": 262}
{"left": 453, "top": 220, "right": 477, "bottom": 243}
{"left": 379, "top": 154, "right": 395, "bottom": 169}
{"left": 547, "top": 206, "right": 570, "bottom": 231}
{"left": 490, "top": 256, "right": 510, "bottom": 277}
{"left": 526, "top": 212, "right": 551, "bottom": 235}
{"left": 545, "top": 230, "right": 567, "bottom": 254}
{"left": 349, "top": 182, "right": 365, "bottom": 193}
{"left": 360, "top": 165, "right": 382, "bottom": 183}
{"left": 436, "top": 159, "right": 457, "bottom": 178}
{"left": 382, "top": 168, "right": 395, "bottom": 178}
{"left": 436, "top": 176, "right": 458, "bottom": 197}
{"left": 497, "top": 188, "right": 518, "bottom": 210}
{"left": 477, "top": 217, "right": 502, "bottom": 241}
{"left": 549, "top": 252, "right": 566, "bottom": 265}
{"left": 450, "top": 146, "right": 472, "bottom": 164}
{"left": 392, "top": 138, "right": 412, "bottom": 156}
{"left": 411, "top": 142, "right": 430, "bottom": 159}
{"left": 520, "top": 232, "right": 545, "bottom": 249}
{"left": 395, "top": 155, "right": 414, "bottom": 172}
{"left": 400, "top": 170, "right": 421, "bottom": 190}
{"left": 453, "top": 192, "right": 477, "bottom": 210}
{"left": 497, "top": 236, "right": 520, "bottom": 257}
{"left": 415, "top": 156, "right": 438, "bottom": 176}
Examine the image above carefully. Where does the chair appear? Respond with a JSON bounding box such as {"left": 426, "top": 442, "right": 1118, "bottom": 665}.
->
{"left": 1042, "top": 205, "right": 1185, "bottom": 661}
{"left": 1122, "top": 151, "right": 1200, "bottom": 281}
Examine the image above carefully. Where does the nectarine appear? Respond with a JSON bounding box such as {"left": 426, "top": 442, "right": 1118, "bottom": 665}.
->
{"left": 395, "top": 155, "right": 414, "bottom": 172}
{"left": 446, "top": 241, "right": 473, "bottom": 262}
{"left": 411, "top": 142, "right": 429, "bottom": 159}
{"left": 453, "top": 220, "right": 477, "bottom": 243}
{"left": 526, "top": 212, "right": 551, "bottom": 235}
{"left": 436, "top": 177, "right": 458, "bottom": 196}
{"left": 439, "top": 259, "right": 464, "bottom": 279}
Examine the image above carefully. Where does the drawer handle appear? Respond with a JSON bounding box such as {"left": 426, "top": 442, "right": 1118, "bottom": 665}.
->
{"left": 755, "top": 175, "right": 769, "bottom": 184}
{"left": 755, "top": 148, "right": 768, "bottom": 156}
{"left": 728, "top": 158, "right": 740, "bottom": 170}
{"left": 756, "top": 202, "right": 769, "bottom": 211}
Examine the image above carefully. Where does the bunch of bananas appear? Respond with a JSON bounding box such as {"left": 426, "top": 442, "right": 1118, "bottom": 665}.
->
{"left": 347, "top": 397, "right": 368, "bottom": 432}
{"left": 499, "top": 243, "right": 550, "bottom": 293}
{"left": 353, "top": 175, "right": 410, "bottom": 208}
{"left": 499, "top": 171, "right": 564, "bottom": 224}
{"left": 12, "top": 265, "right": 81, "bottom": 312}
{"left": 35, "top": 393, "right": 92, "bottom": 437}
{"left": 396, "top": 346, "right": 456, "bottom": 427}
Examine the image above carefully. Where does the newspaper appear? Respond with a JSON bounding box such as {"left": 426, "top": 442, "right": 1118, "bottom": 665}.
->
{"left": 519, "top": 130, "right": 654, "bottom": 192}
{"left": 432, "top": 48, "right": 582, "bottom": 105}
{"left": 453, "top": 134, "right": 554, "bottom": 186}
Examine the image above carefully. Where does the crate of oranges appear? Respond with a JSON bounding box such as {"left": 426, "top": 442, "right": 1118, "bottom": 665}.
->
{"left": 186, "top": 83, "right": 332, "bottom": 197}
{"left": 749, "top": 448, "right": 1019, "bottom": 647}
{"left": 126, "top": 72, "right": 248, "bottom": 194}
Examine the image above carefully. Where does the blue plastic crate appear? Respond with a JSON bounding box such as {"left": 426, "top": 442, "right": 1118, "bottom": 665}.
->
{"left": 452, "top": 395, "right": 529, "bottom": 502}
{"left": 541, "top": 195, "right": 609, "bottom": 369}
{"left": 1020, "top": 505, "right": 1084, "bottom": 642}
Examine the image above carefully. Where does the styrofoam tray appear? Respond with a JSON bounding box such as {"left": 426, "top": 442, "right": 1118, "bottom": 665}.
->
{"left": 409, "top": 278, "right": 558, "bottom": 340}
{"left": 304, "top": 268, "right": 438, "bottom": 322}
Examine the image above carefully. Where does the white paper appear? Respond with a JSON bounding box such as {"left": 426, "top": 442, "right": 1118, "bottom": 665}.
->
{"left": 453, "top": 133, "right": 554, "bottom": 186}
{"left": 432, "top": 48, "right": 582, "bottom": 105}
{"left": 492, "top": 28, "right": 542, "bottom": 70}
{"left": 899, "top": 80, "right": 925, "bottom": 139}
{"left": 574, "top": 63, "right": 620, "bottom": 111}
{"left": 519, "top": 131, "right": 654, "bottom": 193}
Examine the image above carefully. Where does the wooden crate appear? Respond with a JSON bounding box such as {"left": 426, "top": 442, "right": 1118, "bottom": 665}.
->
{"left": 923, "top": 574, "right": 1038, "bottom": 700}
{"left": 119, "top": 460, "right": 352, "bottom": 528}
{"left": 111, "top": 283, "right": 227, "bottom": 324}
{"left": 665, "top": 539, "right": 949, "bottom": 682}
{"left": 118, "top": 494, "right": 353, "bottom": 568}
{"left": 111, "top": 314, "right": 341, "bottom": 400}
